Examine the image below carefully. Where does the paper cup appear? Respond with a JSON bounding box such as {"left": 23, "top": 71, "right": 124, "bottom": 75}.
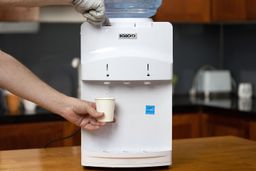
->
{"left": 95, "top": 97, "right": 115, "bottom": 122}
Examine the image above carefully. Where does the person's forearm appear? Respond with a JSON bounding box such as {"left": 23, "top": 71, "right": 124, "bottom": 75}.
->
{"left": 0, "top": 0, "right": 72, "bottom": 7}
{"left": 0, "top": 50, "right": 71, "bottom": 116}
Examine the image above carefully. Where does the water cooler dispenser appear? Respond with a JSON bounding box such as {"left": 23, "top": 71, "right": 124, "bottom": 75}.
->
{"left": 80, "top": 0, "right": 173, "bottom": 168}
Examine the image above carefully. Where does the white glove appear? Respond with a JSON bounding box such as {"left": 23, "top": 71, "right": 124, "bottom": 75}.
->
{"left": 72, "top": 0, "right": 109, "bottom": 26}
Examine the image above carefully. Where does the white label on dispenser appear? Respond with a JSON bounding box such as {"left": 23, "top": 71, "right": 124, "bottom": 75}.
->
{"left": 119, "top": 33, "right": 137, "bottom": 39}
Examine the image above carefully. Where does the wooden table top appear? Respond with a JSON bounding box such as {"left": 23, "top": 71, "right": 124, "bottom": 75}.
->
{"left": 0, "top": 136, "right": 256, "bottom": 171}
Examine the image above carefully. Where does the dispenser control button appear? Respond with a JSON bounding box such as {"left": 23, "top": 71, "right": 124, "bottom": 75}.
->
{"left": 104, "top": 82, "right": 111, "bottom": 85}
{"left": 123, "top": 82, "right": 131, "bottom": 85}
{"left": 144, "top": 82, "right": 151, "bottom": 85}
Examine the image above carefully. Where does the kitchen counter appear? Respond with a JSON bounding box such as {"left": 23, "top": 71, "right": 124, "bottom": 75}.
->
{"left": 0, "top": 108, "right": 64, "bottom": 124}
{"left": 1, "top": 136, "right": 255, "bottom": 171}
{"left": 173, "top": 95, "right": 256, "bottom": 120}
{"left": 1, "top": 95, "right": 256, "bottom": 124}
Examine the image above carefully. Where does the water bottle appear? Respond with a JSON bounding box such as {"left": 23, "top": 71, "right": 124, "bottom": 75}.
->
{"left": 105, "top": 0, "right": 163, "bottom": 18}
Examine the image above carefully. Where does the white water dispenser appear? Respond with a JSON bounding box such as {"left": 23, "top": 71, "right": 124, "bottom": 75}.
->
{"left": 80, "top": 18, "right": 173, "bottom": 168}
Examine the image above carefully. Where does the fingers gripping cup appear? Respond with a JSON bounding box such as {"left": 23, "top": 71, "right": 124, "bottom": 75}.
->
{"left": 95, "top": 97, "right": 115, "bottom": 122}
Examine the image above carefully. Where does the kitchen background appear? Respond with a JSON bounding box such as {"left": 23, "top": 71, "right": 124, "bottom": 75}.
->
{"left": 2, "top": 0, "right": 256, "bottom": 151}
{"left": 1, "top": 23, "right": 256, "bottom": 96}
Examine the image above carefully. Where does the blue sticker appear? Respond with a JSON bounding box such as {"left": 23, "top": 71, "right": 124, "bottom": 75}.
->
{"left": 145, "top": 105, "right": 155, "bottom": 115}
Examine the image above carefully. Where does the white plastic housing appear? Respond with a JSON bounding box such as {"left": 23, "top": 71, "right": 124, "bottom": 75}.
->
{"left": 80, "top": 18, "right": 173, "bottom": 168}
{"left": 80, "top": 18, "right": 172, "bottom": 81}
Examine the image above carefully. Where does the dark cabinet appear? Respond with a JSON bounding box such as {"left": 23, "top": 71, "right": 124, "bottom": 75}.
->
{"left": 173, "top": 113, "right": 201, "bottom": 139}
{"left": 211, "top": 0, "right": 247, "bottom": 22}
{"left": 173, "top": 112, "right": 256, "bottom": 141}
{"left": 0, "top": 121, "right": 80, "bottom": 150}
{"left": 0, "top": 7, "right": 39, "bottom": 21}
{"left": 154, "top": 0, "right": 256, "bottom": 23}
{"left": 246, "top": 0, "right": 256, "bottom": 20}
{"left": 201, "top": 113, "right": 250, "bottom": 138}
{"left": 154, "top": 0, "right": 211, "bottom": 23}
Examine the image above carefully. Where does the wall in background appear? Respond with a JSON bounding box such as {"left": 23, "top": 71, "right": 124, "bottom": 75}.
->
{"left": 173, "top": 24, "right": 220, "bottom": 94}
{"left": 0, "top": 23, "right": 80, "bottom": 97}
{"left": 173, "top": 23, "right": 256, "bottom": 96}
{"left": 223, "top": 24, "right": 256, "bottom": 96}
{"left": 1, "top": 23, "right": 256, "bottom": 96}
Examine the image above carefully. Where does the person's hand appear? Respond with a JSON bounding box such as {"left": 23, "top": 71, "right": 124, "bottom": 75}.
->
{"left": 72, "top": 0, "right": 109, "bottom": 26}
{"left": 0, "top": 50, "right": 106, "bottom": 131}
{"left": 62, "top": 97, "right": 105, "bottom": 130}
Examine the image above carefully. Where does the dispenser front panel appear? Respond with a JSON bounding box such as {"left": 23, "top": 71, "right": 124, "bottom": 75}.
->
{"left": 81, "top": 81, "right": 172, "bottom": 153}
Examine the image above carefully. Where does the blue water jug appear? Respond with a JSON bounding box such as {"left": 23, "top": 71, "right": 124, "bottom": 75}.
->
{"left": 105, "top": 0, "right": 163, "bottom": 18}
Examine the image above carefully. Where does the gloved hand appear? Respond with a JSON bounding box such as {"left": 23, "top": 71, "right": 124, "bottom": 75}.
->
{"left": 72, "top": 0, "right": 109, "bottom": 26}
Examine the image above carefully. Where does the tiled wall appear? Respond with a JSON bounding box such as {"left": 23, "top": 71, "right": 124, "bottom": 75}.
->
{"left": 223, "top": 24, "right": 256, "bottom": 96}
{"left": 0, "top": 23, "right": 80, "bottom": 97}
{"left": 1, "top": 23, "right": 256, "bottom": 96}
{"left": 173, "top": 24, "right": 220, "bottom": 94}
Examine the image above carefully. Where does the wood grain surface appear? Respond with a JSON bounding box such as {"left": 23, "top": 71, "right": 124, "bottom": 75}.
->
{"left": 0, "top": 136, "right": 256, "bottom": 171}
